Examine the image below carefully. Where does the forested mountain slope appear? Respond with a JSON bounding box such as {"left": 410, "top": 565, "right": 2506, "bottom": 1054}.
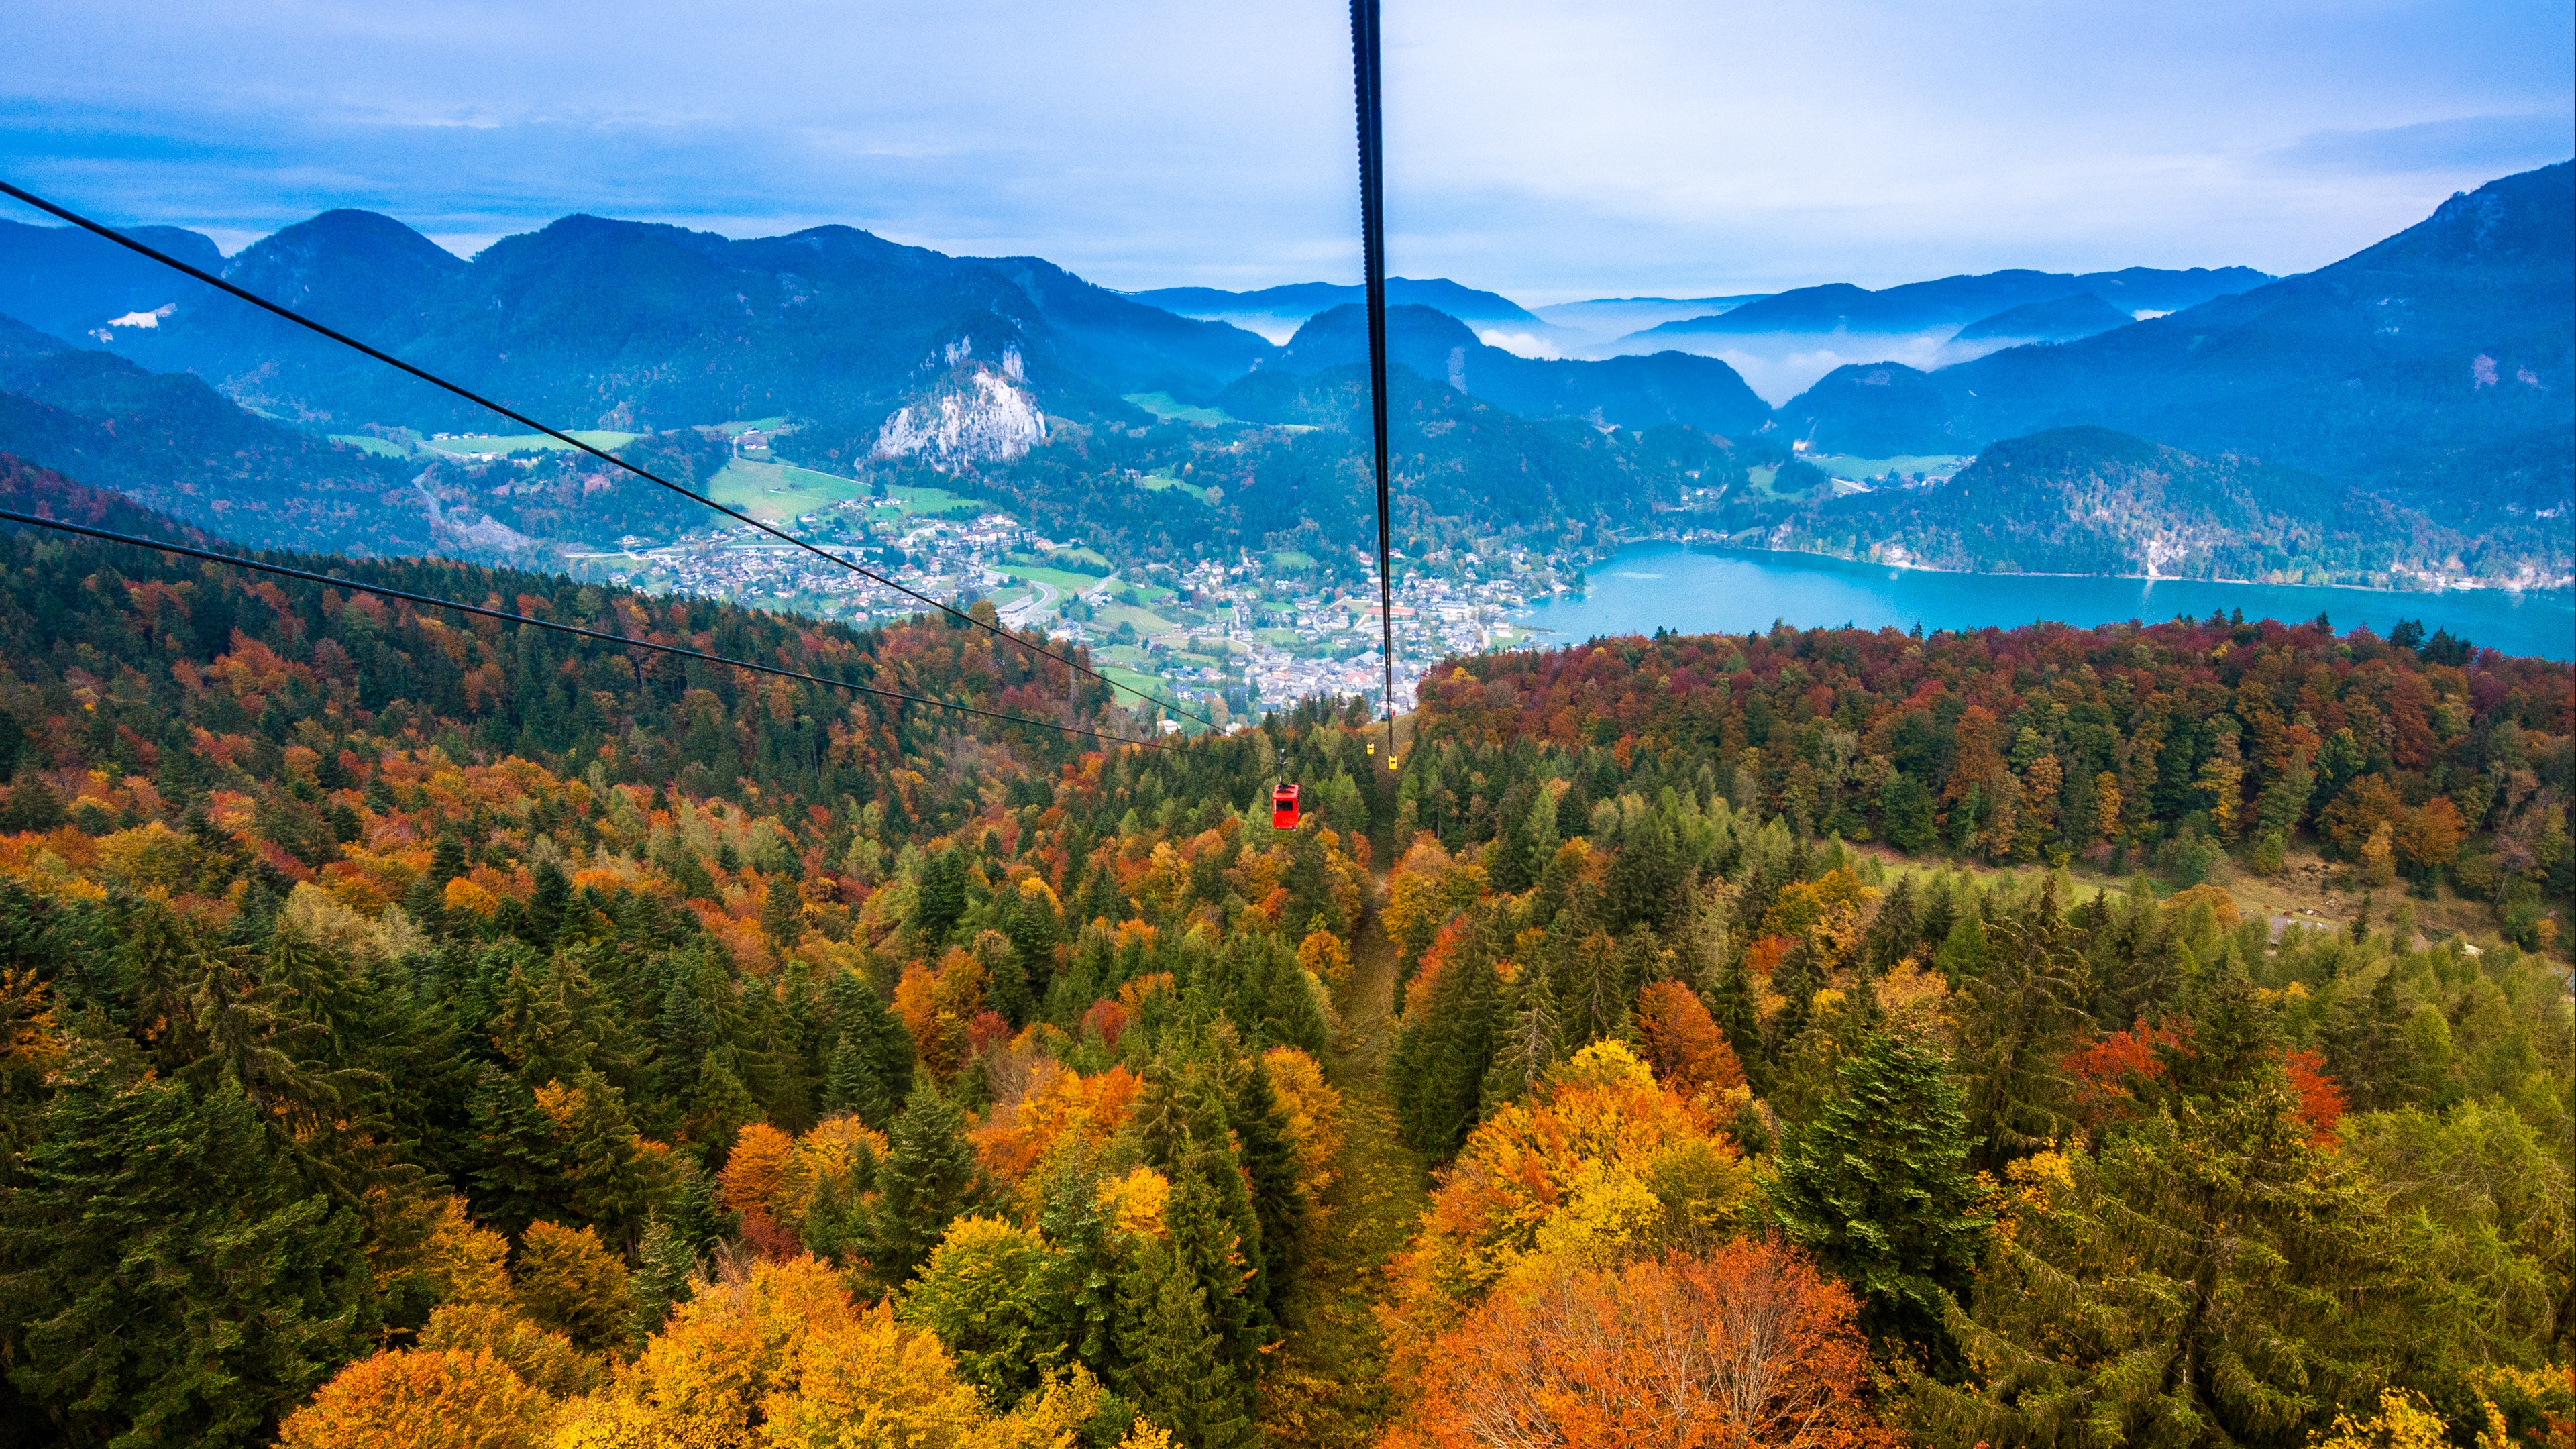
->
{"left": 1634, "top": 264, "right": 2271, "bottom": 341}
{"left": 1267, "top": 304, "right": 1774, "bottom": 438}
{"left": 1789, "top": 161, "right": 2575, "bottom": 504}
{"left": 1730, "top": 425, "right": 2570, "bottom": 587}
{"left": 0, "top": 317, "right": 728, "bottom": 560}
{"left": 0, "top": 210, "right": 1277, "bottom": 435}
{"left": 0, "top": 462, "right": 2565, "bottom": 1448}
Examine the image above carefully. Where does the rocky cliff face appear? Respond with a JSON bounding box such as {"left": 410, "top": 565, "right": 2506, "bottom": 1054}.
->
{"left": 871, "top": 345, "right": 1047, "bottom": 469}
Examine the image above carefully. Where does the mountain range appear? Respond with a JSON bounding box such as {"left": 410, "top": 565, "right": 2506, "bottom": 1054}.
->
{"left": 1126, "top": 277, "right": 1540, "bottom": 343}
{"left": 1733, "top": 425, "right": 2520, "bottom": 585}
{"left": 1780, "top": 160, "right": 2573, "bottom": 511}
{"left": 0, "top": 161, "right": 2565, "bottom": 590}
{"left": 1631, "top": 265, "right": 2275, "bottom": 343}
{"left": 1250, "top": 303, "right": 1773, "bottom": 438}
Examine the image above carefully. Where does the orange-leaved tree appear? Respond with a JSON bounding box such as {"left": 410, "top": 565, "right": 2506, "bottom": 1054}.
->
{"left": 276, "top": 1346, "right": 558, "bottom": 1449}
{"left": 1635, "top": 979, "right": 1747, "bottom": 1099}
{"left": 1383, "top": 1041, "right": 1750, "bottom": 1362}
{"left": 1393, "top": 1240, "right": 1890, "bottom": 1449}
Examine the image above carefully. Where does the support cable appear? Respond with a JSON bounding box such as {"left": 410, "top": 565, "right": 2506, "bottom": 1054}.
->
{"left": 0, "top": 507, "right": 1167, "bottom": 753}
{"left": 0, "top": 178, "right": 1216, "bottom": 733}
{"left": 1349, "top": 0, "right": 1399, "bottom": 767}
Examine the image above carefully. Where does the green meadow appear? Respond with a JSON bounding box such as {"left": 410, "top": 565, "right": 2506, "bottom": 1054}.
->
{"left": 423, "top": 429, "right": 639, "bottom": 456}
{"left": 328, "top": 434, "right": 413, "bottom": 459}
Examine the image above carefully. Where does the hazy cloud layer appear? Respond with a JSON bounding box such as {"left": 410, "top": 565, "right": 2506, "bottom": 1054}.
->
{"left": 1, "top": 0, "right": 2567, "bottom": 299}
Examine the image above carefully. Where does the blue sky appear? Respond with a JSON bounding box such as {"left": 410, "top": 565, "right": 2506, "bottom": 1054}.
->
{"left": 1, "top": 0, "right": 2567, "bottom": 301}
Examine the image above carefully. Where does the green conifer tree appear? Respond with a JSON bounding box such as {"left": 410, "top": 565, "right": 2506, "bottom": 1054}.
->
{"left": 0, "top": 1046, "right": 371, "bottom": 1449}
{"left": 1769, "top": 1027, "right": 1991, "bottom": 1350}
{"left": 1481, "top": 962, "right": 1563, "bottom": 1111}
{"left": 465, "top": 1065, "right": 568, "bottom": 1236}
{"left": 1233, "top": 1058, "right": 1305, "bottom": 1327}
{"left": 869, "top": 1085, "right": 981, "bottom": 1287}
{"left": 625, "top": 1214, "right": 698, "bottom": 1347}
{"left": 759, "top": 873, "right": 804, "bottom": 947}
{"left": 1116, "top": 1167, "right": 1255, "bottom": 1449}
{"left": 1913, "top": 963, "right": 2394, "bottom": 1443}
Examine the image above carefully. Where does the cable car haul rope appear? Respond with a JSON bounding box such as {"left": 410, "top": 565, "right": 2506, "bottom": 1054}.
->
{"left": 2, "top": 11, "right": 1408, "bottom": 769}
{"left": 1350, "top": 0, "right": 1401, "bottom": 773}
{"left": 0, "top": 178, "right": 1214, "bottom": 735}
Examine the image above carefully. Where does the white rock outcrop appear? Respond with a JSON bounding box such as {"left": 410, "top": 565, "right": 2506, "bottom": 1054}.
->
{"left": 871, "top": 367, "right": 1048, "bottom": 470}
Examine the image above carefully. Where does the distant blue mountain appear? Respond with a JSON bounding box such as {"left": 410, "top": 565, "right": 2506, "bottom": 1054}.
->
{"left": 1952, "top": 292, "right": 2135, "bottom": 345}
{"left": 1, "top": 210, "right": 1278, "bottom": 433}
{"left": 0, "top": 219, "right": 225, "bottom": 339}
{"left": 1783, "top": 161, "right": 2575, "bottom": 506}
{"left": 1632, "top": 266, "right": 2273, "bottom": 341}
{"left": 1133, "top": 278, "right": 1539, "bottom": 327}
{"left": 1258, "top": 303, "right": 1771, "bottom": 437}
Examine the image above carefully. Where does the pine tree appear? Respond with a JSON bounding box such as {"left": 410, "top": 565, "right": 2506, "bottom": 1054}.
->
{"left": 1914, "top": 964, "right": 2393, "bottom": 1444}
{"left": 465, "top": 1065, "right": 566, "bottom": 1236}
{"left": 1117, "top": 1167, "right": 1255, "bottom": 1449}
{"left": 869, "top": 1084, "right": 981, "bottom": 1287}
{"left": 759, "top": 873, "right": 804, "bottom": 947}
{"left": 1036, "top": 1144, "right": 1122, "bottom": 1380}
{"left": 1423, "top": 952, "right": 1500, "bottom": 1158}
{"left": 686, "top": 1049, "right": 763, "bottom": 1157}
{"left": 1765, "top": 935, "right": 1825, "bottom": 1063}
{"left": 1283, "top": 824, "right": 1342, "bottom": 936}
{"left": 527, "top": 858, "right": 570, "bottom": 948}
{"left": 913, "top": 846, "right": 969, "bottom": 944}
{"left": 1769, "top": 1027, "right": 1990, "bottom": 1350}
{"left": 824, "top": 970, "right": 913, "bottom": 1128}
{"left": 1393, "top": 943, "right": 1499, "bottom": 1157}
{"left": 1860, "top": 875, "right": 1920, "bottom": 973}
{"left": 1705, "top": 952, "right": 1763, "bottom": 1083}
{"left": 625, "top": 1214, "right": 698, "bottom": 1347}
{"left": 0, "top": 1045, "right": 371, "bottom": 1449}
{"left": 1481, "top": 963, "right": 1563, "bottom": 1110}
{"left": 1564, "top": 928, "right": 1632, "bottom": 1047}
{"left": 822, "top": 1032, "right": 867, "bottom": 1117}
{"left": 555, "top": 1070, "right": 661, "bottom": 1239}
{"left": 429, "top": 833, "right": 468, "bottom": 888}
{"left": 1233, "top": 1059, "right": 1305, "bottom": 1328}
{"left": 1118, "top": 1234, "right": 1249, "bottom": 1449}
{"left": 1956, "top": 883, "right": 2089, "bottom": 1175}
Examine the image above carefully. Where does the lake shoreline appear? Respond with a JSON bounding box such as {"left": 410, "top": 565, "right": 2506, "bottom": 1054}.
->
{"left": 1608, "top": 537, "right": 2576, "bottom": 599}
{"left": 1515, "top": 540, "right": 2576, "bottom": 661}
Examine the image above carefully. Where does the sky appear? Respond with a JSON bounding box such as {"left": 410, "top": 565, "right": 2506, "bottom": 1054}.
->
{"left": 1, "top": 0, "right": 2568, "bottom": 302}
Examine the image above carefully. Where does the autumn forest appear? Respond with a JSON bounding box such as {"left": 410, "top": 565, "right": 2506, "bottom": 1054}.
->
{"left": 0, "top": 458, "right": 2568, "bottom": 1449}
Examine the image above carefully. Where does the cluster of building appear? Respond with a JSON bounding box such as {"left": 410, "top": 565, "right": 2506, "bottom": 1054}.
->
{"left": 572, "top": 501, "right": 1574, "bottom": 725}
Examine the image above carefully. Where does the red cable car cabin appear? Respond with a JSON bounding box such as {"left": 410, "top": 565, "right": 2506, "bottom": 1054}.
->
{"left": 1271, "top": 783, "right": 1301, "bottom": 830}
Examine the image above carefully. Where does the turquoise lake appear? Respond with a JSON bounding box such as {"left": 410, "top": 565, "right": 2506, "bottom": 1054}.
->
{"left": 1512, "top": 543, "right": 2576, "bottom": 661}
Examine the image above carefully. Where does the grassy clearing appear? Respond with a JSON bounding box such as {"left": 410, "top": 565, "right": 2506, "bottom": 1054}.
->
{"left": 424, "top": 429, "right": 638, "bottom": 456}
{"left": 704, "top": 460, "right": 873, "bottom": 521}
{"left": 1094, "top": 600, "right": 1178, "bottom": 637}
{"left": 1849, "top": 840, "right": 2513, "bottom": 949}
{"left": 1000, "top": 565, "right": 1110, "bottom": 596}
{"left": 1137, "top": 471, "right": 1214, "bottom": 503}
{"left": 1270, "top": 550, "right": 1319, "bottom": 570}
{"left": 1260, "top": 877, "right": 1430, "bottom": 1448}
{"left": 1123, "top": 391, "right": 1234, "bottom": 426}
{"left": 1041, "top": 545, "right": 1112, "bottom": 570}
{"left": 329, "top": 434, "right": 413, "bottom": 458}
{"left": 881, "top": 483, "right": 984, "bottom": 518}
{"left": 1811, "top": 452, "right": 1970, "bottom": 479}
